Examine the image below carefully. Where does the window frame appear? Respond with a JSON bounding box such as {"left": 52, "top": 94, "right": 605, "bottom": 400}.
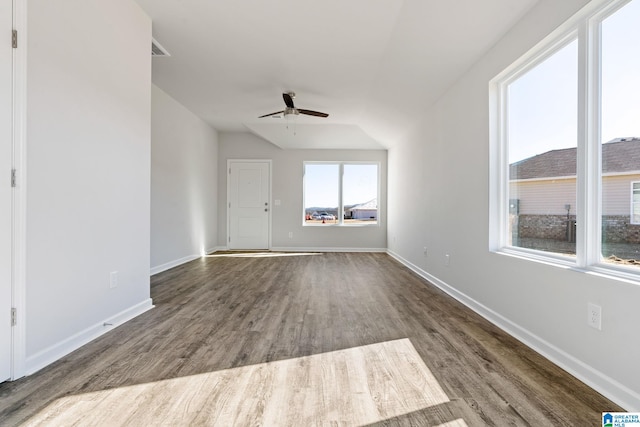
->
{"left": 631, "top": 181, "right": 640, "bottom": 225}
{"left": 302, "top": 161, "right": 380, "bottom": 227}
{"left": 490, "top": 0, "right": 640, "bottom": 281}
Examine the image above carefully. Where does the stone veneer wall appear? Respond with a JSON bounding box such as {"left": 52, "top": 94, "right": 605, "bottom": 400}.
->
{"left": 517, "top": 215, "right": 573, "bottom": 241}
{"left": 602, "top": 216, "right": 640, "bottom": 244}
{"left": 515, "top": 214, "right": 640, "bottom": 243}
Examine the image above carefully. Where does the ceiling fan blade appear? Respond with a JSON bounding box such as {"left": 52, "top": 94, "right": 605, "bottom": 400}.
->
{"left": 282, "top": 93, "right": 295, "bottom": 109}
{"left": 298, "top": 109, "right": 329, "bottom": 118}
{"left": 258, "top": 110, "right": 284, "bottom": 118}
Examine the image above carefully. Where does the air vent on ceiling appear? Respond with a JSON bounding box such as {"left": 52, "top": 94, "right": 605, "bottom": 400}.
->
{"left": 151, "top": 38, "right": 170, "bottom": 57}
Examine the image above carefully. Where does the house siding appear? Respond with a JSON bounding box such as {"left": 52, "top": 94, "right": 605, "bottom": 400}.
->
{"left": 511, "top": 174, "right": 640, "bottom": 216}
{"left": 510, "top": 178, "right": 576, "bottom": 216}
{"left": 602, "top": 174, "right": 640, "bottom": 216}
{"left": 352, "top": 209, "right": 377, "bottom": 219}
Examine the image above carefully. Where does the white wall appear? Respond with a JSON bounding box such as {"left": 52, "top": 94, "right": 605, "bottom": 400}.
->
{"left": 218, "top": 132, "right": 387, "bottom": 251}
{"left": 25, "top": 0, "right": 152, "bottom": 373}
{"left": 151, "top": 85, "right": 219, "bottom": 273}
{"left": 387, "top": 0, "right": 640, "bottom": 410}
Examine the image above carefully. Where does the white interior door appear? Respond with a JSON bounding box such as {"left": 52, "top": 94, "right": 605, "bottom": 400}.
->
{"left": 0, "top": 0, "right": 13, "bottom": 382}
{"left": 228, "top": 161, "right": 270, "bottom": 250}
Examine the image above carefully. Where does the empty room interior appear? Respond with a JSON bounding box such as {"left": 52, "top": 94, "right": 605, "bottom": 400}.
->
{"left": 1, "top": 0, "right": 640, "bottom": 425}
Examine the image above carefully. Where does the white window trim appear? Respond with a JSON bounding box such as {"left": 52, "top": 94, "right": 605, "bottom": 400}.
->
{"left": 303, "top": 161, "right": 381, "bottom": 227}
{"left": 490, "top": 0, "right": 640, "bottom": 282}
{"left": 631, "top": 181, "right": 640, "bottom": 225}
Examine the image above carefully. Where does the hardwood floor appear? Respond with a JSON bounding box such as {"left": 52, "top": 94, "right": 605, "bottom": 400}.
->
{"left": 0, "top": 252, "right": 622, "bottom": 426}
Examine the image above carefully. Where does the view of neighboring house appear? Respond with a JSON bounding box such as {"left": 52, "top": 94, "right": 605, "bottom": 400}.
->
{"left": 509, "top": 138, "right": 640, "bottom": 253}
{"left": 347, "top": 198, "right": 378, "bottom": 220}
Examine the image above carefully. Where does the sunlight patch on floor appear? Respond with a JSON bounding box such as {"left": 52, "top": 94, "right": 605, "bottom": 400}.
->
{"left": 24, "top": 339, "right": 457, "bottom": 426}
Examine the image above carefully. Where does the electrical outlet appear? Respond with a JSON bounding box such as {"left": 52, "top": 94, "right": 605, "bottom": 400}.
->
{"left": 110, "top": 271, "right": 118, "bottom": 289}
{"left": 423, "top": 246, "right": 428, "bottom": 257}
{"left": 587, "top": 303, "right": 602, "bottom": 330}
{"left": 445, "top": 254, "right": 450, "bottom": 266}
{"left": 288, "top": 231, "right": 293, "bottom": 239}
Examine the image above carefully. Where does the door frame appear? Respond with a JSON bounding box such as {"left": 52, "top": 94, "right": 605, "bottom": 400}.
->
{"left": 10, "top": 0, "right": 27, "bottom": 380}
{"left": 226, "top": 159, "right": 272, "bottom": 250}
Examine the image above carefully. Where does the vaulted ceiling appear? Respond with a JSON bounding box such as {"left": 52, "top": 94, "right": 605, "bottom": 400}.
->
{"left": 134, "top": 0, "right": 538, "bottom": 149}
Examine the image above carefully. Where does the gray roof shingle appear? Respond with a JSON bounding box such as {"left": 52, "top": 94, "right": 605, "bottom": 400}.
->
{"left": 510, "top": 138, "right": 640, "bottom": 180}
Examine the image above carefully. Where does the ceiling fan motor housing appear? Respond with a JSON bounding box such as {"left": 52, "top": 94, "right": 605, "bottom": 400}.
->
{"left": 284, "top": 107, "right": 299, "bottom": 117}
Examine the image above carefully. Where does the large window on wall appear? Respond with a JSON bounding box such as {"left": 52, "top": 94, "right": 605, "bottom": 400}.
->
{"left": 491, "top": 0, "right": 640, "bottom": 278}
{"left": 303, "top": 162, "right": 379, "bottom": 226}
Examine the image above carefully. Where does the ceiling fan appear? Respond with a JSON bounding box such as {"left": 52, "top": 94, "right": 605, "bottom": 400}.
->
{"left": 259, "top": 92, "right": 329, "bottom": 119}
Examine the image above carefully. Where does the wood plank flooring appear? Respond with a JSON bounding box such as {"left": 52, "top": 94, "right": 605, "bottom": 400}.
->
{"left": 0, "top": 252, "right": 623, "bottom": 426}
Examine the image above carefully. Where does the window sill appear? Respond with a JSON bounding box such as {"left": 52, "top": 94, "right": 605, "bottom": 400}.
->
{"left": 494, "top": 247, "right": 576, "bottom": 269}
{"left": 303, "top": 223, "right": 380, "bottom": 227}
{"left": 493, "top": 247, "right": 640, "bottom": 285}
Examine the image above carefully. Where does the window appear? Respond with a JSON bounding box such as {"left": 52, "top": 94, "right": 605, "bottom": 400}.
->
{"left": 303, "top": 162, "right": 379, "bottom": 226}
{"left": 507, "top": 39, "right": 578, "bottom": 257}
{"left": 491, "top": 0, "right": 640, "bottom": 277}
{"left": 600, "top": 1, "right": 640, "bottom": 265}
{"left": 632, "top": 182, "right": 640, "bottom": 225}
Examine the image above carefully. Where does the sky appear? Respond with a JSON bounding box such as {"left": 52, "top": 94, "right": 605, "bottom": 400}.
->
{"left": 304, "top": 164, "right": 378, "bottom": 208}
{"left": 508, "top": 0, "right": 640, "bottom": 163}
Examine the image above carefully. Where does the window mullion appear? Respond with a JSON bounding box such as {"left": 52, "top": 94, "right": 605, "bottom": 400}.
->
{"left": 584, "top": 17, "right": 603, "bottom": 267}
{"left": 576, "top": 19, "right": 601, "bottom": 268}
{"left": 339, "top": 163, "right": 344, "bottom": 225}
{"left": 499, "top": 84, "right": 510, "bottom": 249}
{"left": 576, "top": 22, "right": 589, "bottom": 268}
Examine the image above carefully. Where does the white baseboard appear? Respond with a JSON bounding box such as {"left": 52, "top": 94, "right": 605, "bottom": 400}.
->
{"left": 209, "top": 246, "right": 386, "bottom": 253}
{"left": 270, "top": 247, "right": 387, "bottom": 253}
{"left": 25, "top": 298, "right": 154, "bottom": 376}
{"left": 150, "top": 254, "right": 200, "bottom": 276}
{"left": 386, "top": 250, "right": 640, "bottom": 411}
